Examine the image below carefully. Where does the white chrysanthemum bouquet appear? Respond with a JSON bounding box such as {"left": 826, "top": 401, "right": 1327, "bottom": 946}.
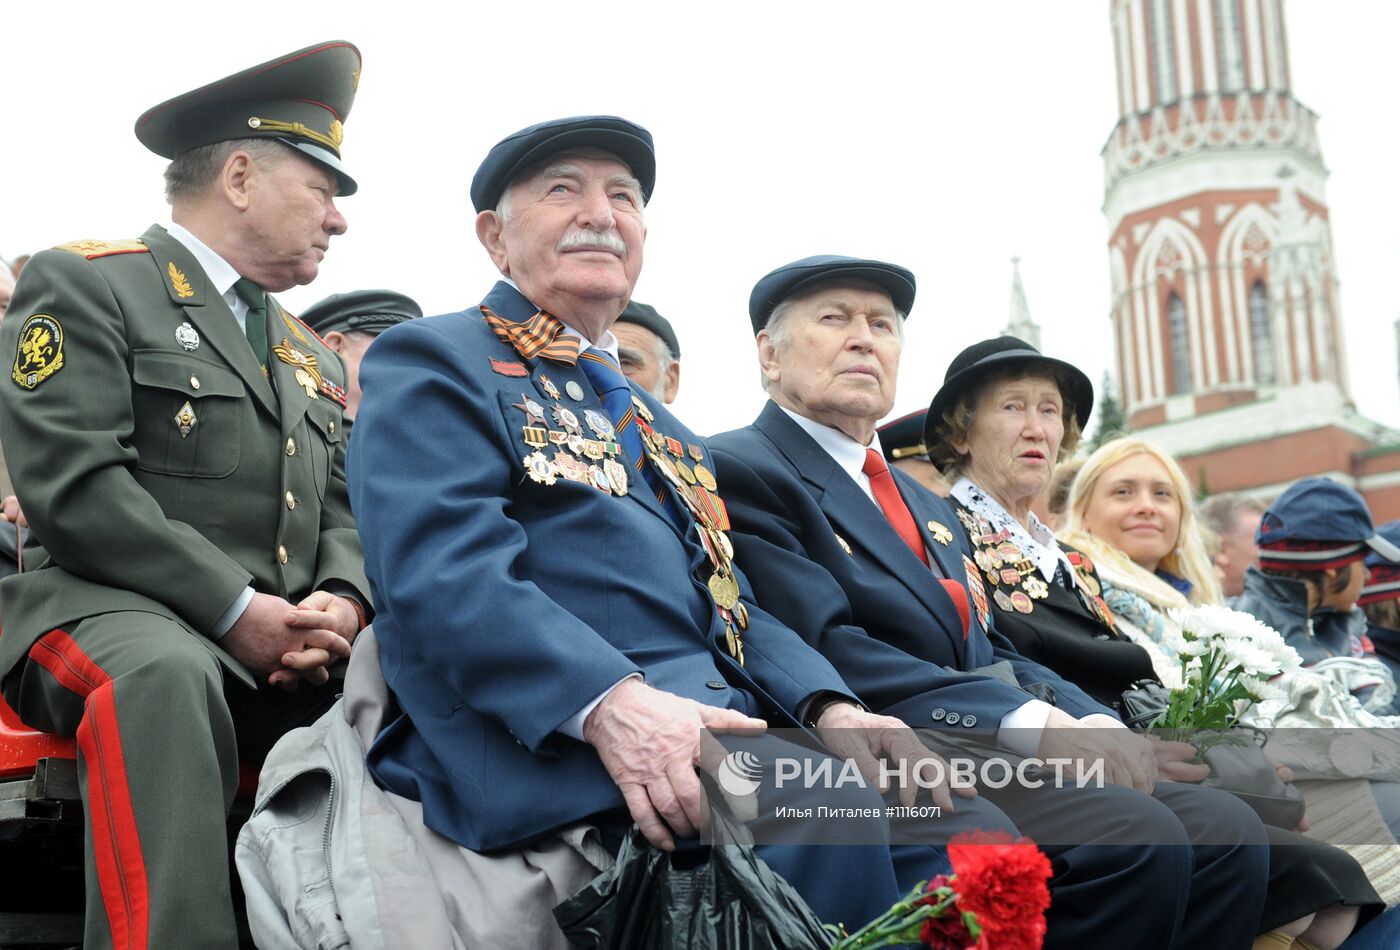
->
{"left": 1154, "top": 605, "right": 1303, "bottom": 750}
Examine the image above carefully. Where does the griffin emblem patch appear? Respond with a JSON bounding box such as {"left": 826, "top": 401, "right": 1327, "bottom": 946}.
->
{"left": 12, "top": 315, "right": 65, "bottom": 390}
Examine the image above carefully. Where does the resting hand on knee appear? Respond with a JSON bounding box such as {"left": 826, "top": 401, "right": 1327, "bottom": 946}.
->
{"left": 583, "top": 678, "right": 766, "bottom": 852}
{"left": 1038, "top": 709, "right": 1157, "bottom": 793}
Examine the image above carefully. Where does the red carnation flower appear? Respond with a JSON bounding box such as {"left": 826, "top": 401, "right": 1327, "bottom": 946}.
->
{"left": 946, "top": 831, "right": 1052, "bottom": 950}
{"left": 919, "top": 909, "right": 982, "bottom": 949}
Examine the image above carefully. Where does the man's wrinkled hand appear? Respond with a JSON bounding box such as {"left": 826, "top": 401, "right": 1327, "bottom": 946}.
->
{"left": 1039, "top": 708, "right": 1157, "bottom": 792}
{"left": 583, "top": 679, "right": 766, "bottom": 852}
{"left": 1147, "top": 735, "right": 1212, "bottom": 783}
{"left": 816, "top": 702, "right": 974, "bottom": 811}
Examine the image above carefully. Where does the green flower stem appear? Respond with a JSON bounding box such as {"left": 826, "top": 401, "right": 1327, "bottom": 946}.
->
{"left": 828, "top": 880, "right": 958, "bottom": 949}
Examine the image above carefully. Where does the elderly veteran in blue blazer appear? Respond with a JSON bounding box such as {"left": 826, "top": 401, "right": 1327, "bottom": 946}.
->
{"left": 707, "top": 255, "right": 1271, "bottom": 950}
{"left": 346, "top": 118, "right": 1019, "bottom": 931}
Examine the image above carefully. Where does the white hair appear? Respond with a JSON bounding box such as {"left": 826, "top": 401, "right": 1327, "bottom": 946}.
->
{"left": 163, "top": 138, "right": 288, "bottom": 204}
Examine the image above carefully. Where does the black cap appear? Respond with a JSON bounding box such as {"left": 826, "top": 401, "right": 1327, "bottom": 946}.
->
{"left": 299, "top": 290, "right": 422, "bottom": 337}
{"left": 923, "top": 336, "right": 1094, "bottom": 450}
{"left": 135, "top": 41, "right": 362, "bottom": 196}
{"left": 748, "top": 255, "right": 916, "bottom": 335}
{"left": 877, "top": 410, "right": 929, "bottom": 462}
{"left": 616, "top": 300, "right": 680, "bottom": 358}
{"left": 470, "top": 115, "right": 656, "bottom": 213}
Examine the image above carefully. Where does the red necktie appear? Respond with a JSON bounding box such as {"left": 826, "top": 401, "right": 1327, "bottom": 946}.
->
{"left": 862, "top": 449, "right": 970, "bottom": 637}
{"left": 863, "top": 449, "right": 929, "bottom": 567}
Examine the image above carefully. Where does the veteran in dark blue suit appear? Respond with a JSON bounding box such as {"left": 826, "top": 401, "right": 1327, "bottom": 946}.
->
{"left": 347, "top": 119, "right": 1014, "bottom": 931}
{"left": 708, "top": 256, "right": 1271, "bottom": 950}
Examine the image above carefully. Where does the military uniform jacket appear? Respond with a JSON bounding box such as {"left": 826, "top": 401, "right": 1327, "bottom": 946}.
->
{"left": 708, "top": 403, "right": 1112, "bottom": 736}
{"left": 949, "top": 497, "right": 1157, "bottom": 709}
{"left": 346, "top": 282, "right": 853, "bottom": 853}
{"left": 0, "top": 225, "right": 369, "bottom": 690}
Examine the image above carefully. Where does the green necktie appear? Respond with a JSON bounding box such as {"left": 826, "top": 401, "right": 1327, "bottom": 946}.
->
{"left": 234, "top": 278, "right": 269, "bottom": 371}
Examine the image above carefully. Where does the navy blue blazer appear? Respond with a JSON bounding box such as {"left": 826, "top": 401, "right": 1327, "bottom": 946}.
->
{"left": 347, "top": 285, "right": 853, "bottom": 851}
{"left": 708, "top": 402, "right": 1114, "bottom": 732}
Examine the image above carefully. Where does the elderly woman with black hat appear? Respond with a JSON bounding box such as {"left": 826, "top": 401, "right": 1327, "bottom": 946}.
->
{"left": 923, "top": 336, "right": 1160, "bottom": 706}
{"left": 924, "top": 338, "right": 1398, "bottom": 950}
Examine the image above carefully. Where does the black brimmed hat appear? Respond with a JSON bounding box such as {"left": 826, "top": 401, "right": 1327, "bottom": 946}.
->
{"left": 300, "top": 290, "right": 422, "bottom": 337}
{"left": 877, "top": 410, "right": 929, "bottom": 462}
{"left": 616, "top": 301, "right": 680, "bottom": 358}
{"left": 470, "top": 115, "right": 655, "bottom": 213}
{"left": 923, "top": 336, "right": 1094, "bottom": 449}
{"left": 748, "top": 255, "right": 916, "bottom": 335}
{"left": 135, "top": 41, "right": 362, "bottom": 195}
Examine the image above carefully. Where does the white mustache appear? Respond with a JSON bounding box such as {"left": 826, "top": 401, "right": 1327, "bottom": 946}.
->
{"left": 557, "top": 229, "right": 627, "bottom": 255}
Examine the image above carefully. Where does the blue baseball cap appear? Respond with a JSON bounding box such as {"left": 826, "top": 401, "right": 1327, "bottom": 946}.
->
{"left": 1361, "top": 520, "right": 1400, "bottom": 606}
{"left": 748, "top": 255, "right": 916, "bottom": 335}
{"left": 1256, "top": 477, "right": 1400, "bottom": 570}
{"left": 470, "top": 115, "right": 655, "bottom": 213}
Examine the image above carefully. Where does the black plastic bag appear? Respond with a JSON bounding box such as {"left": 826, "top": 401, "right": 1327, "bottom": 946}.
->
{"left": 553, "top": 807, "right": 834, "bottom": 949}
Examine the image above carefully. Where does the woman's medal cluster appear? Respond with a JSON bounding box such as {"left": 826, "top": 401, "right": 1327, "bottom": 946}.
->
{"left": 955, "top": 508, "right": 1050, "bottom": 615}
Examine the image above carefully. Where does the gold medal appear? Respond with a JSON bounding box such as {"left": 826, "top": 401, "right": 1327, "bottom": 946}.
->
{"left": 1010, "top": 591, "right": 1034, "bottom": 614}
{"left": 708, "top": 570, "right": 740, "bottom": 610}
{"left": 604, "top": 458, "right": 629, "bottom": 495}
{"left": 294, "top": 367, "right": 320, "bottom": 398}
{"left": 553, "top": 451, "right": 591, "bottom": 484}
{"left": 926, "top": 521, "right": 953, "bottom": 545}
{"left": 523, "top": 451, "right": 557, "bottom": 485}
{"left": 692, "top": 462, "right": 718, "bottom": 491}
{"left": 725, "top": 624, "right": 739, "bottom": 658}
{"left": 630, "top": 394, "right": 654, "bottom": 422}
{"left": 1077, "top": 569, "right": 1101, "bottom": 597}
{"left": 674, "top": 459, "right": 697, "bottom": 485}
{"left": 734, "top": 600, "right": 749, "bottom": 630}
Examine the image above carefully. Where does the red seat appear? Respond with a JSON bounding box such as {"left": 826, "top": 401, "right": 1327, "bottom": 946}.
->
{"left": 0, "top": 623, "right": 76, "bottom": 778}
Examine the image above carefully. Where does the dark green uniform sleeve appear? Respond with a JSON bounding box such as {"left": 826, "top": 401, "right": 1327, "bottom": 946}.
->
{"left": 0, "top": 250, "right": 253, "bottom": 633}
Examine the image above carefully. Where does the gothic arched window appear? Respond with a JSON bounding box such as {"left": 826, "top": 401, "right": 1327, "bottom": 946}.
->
{"left": 1168, "top": 292, "right": 1192, "bottom": 394}
{"left": 1249, "top": 281, "right": 1275, "bottom": 385}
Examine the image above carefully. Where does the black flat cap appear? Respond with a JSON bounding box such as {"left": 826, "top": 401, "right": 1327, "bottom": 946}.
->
{"left": 877, "top": 410, "right": 929, "bottom": 462}
{"left": 748, "top": 255, "right": 916, "bottom": 334}
{"left": 470, "top": 115, "right": 656, "bottom": 213}
{"left": 135, "top": 41, "right": 362, "bottom": 195}
{"left": 300, "top": 290, "right": 422, "bottom": 337}
{"left": 923, "top": 336, "right": 1094, "bottom": 449}
{"left": 616, "top": 300, "right": 680, "bottom": 358}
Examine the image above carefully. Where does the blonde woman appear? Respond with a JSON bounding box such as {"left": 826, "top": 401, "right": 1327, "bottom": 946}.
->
{"left": 1062, "top": 437, "right": 1400, "bottom": 947}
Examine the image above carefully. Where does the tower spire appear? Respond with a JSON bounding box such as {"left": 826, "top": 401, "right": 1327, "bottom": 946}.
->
{"left": 1002, "top": 255, "right": 1041, "bottom": 351}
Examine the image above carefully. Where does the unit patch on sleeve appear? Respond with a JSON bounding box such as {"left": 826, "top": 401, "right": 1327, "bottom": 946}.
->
{"left": 12, "top": 314, "right": 66, "bottom": 390}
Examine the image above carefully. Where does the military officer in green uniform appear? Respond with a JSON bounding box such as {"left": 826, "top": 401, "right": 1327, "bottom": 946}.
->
{"left": 0, "top": 42, "right": 371, "bottom": 949}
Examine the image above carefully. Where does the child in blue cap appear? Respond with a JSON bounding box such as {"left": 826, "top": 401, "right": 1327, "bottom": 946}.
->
{"left": 1233, "top": 478, "right": 1400, "bottom": 710}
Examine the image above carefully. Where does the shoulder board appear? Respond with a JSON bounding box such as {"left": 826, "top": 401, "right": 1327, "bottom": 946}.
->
{"left": 52, "top": 239, "right": 149, "bottom": 260}
{"left": 275, "top": 303, "right": 329, "bottom": 349}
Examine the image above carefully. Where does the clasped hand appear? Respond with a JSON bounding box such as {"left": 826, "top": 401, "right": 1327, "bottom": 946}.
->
{"left": 223, "top": 590, "right": 360, "bottom": 690}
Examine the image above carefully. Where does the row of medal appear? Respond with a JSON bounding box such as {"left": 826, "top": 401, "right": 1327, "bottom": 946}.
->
{"left": 518, "top": 386, "right": 632, "bottom": 496}
{"left": 954, "top": 508, "right": 1050, "bottom": 615}
{"left": 512, "top": 380, "right": 748, "bottom": 664}
{"left": 628, "top": 394, "right": 749, "bottom": 665}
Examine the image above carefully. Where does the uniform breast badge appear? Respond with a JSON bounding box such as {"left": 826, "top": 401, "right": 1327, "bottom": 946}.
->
{"left": 175, "top": 322, "right": 201, "bottom": 351}
{"left": 272, "top": 339, "right": 322, "bottom": 398}
{"left": 12, "top": 314, "right": 65, "bottom": 390}
{"left": 565, "top": 380, "right": 584, "bottom": 401}
{"left": 603, "top": 458, "right": 629, "bottom": 495}
{"left": 174, "top": 400, "right": 197, "bottom": 438}
{"left": 926, "top": 520, "right": 953, "bottom": 546}
{"left": 539, "top": 375, "right": 561, "bottom": 401}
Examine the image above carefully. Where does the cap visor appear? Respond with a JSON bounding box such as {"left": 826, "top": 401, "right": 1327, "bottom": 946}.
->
{"left": 1367, "top": 534, "right": 1400, "bottom": 564}
{"left": 279, "top": 138, "right": 358, "bottom": 196}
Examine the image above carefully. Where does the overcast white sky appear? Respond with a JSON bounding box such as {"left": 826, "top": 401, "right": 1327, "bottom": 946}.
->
{"left": 5, "top": 1, "right": 1397, "bottom": 438}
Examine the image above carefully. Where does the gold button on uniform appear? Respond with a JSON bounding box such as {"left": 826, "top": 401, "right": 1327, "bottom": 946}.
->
{"left": 189, "top": 375, "right": 200, "bottom": 390}
{"left": 277, "top": 545, "right": 288, "bottom": 564}
{"left": 285, "top": 491, "right": 296, "bottom": 510}
{"left": 285, "top": 438, "right": 296, "bottom": 456}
